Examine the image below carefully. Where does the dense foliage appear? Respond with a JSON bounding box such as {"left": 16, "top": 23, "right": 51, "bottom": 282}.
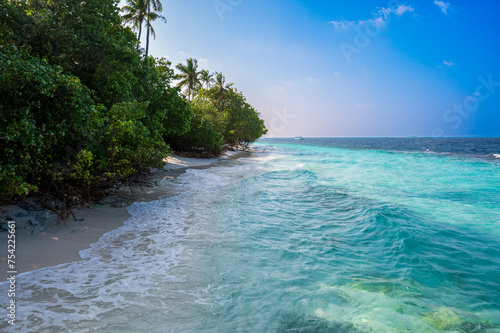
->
{"left": 166, "top": 100, "right": 223, "bottom": 156}
{"left": 0, "top": 45, "right": 96, "bottom": 200}
{"left": 191, "top": 88, "right": 267, "bottom": 146}
{"left": 0, "top": 0, "right": 266, "bottom": 216}
{"left": 175, "top": 64, "right": 267, "bottom": 151}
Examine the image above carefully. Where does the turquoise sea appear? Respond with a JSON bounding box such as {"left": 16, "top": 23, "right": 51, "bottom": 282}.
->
{"left": 2, "top": 137, "right": 500, "bottom": 332}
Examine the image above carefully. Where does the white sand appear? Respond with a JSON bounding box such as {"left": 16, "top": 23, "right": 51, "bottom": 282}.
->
{"left": 165, "top": 154, "right": 219, "bottom": 170}
{"left": 0, "top": 205, "right": 132, "bottom": 273}
{"left": 0, "top": 150, "right": 252, "bottom": 274}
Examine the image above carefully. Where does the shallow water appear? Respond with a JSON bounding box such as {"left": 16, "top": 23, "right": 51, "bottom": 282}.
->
{"left": 2, "top": 138, "right": 500, "bottom": 332}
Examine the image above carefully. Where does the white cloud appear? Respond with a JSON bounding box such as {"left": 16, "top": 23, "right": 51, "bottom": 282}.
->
{"left": 329, "top": 20, "right": 356, "bottom": 30}
{"left": 330, "top": 17, "right": 386, "bottom": 31}
{"left": 177, "top": 50, "right": 186, "bottom": 55}
{"left": 380, "top": 7, "right": 392, "bottom": 19}
{"left": 443, "top": 60, "right": 455, "bottom": 66}
{"left": 394, "top": 5, "right": 415, "bottom": 16}
{"left": 334, "top": 72, "right": 341, "bottom": 77}
{"left": 199, "top": 58, "right": 208, "bottom": 62}
{"left": 330, "top": 4, "right": 414, "bottom": 31}
{"left": 434, "top": 1, "right": 450, "bottom": 15}
{"left": 307, "top": 77, "right": 317, "bottom": 83}
{"left": 359, "top": 16, "right": 387, "bottom": 28}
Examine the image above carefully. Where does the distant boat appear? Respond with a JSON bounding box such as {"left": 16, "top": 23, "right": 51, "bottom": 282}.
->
{"left": 294, "top": 136, "right": 304, "bottom": 140}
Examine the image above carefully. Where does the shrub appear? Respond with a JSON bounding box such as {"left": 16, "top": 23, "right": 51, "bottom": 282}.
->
{"left": 166, "top": 102, "right": 223, "bottom": 157}
{"left": 0, "top": 45, "right": 96, "bottom": 202}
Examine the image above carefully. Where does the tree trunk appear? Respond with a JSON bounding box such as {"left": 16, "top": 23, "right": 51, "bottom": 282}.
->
{"left": 145, "top": 1, "right": 150, "bottom": 56}
{"left": 137, "top": 21, "right": 142, "bottom": 50}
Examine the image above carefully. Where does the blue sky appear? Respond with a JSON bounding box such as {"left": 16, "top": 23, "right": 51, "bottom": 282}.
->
{"left": 124, "top": 0, "right": 500, "bottom": 137}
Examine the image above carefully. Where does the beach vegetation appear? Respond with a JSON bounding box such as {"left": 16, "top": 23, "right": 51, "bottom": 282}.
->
{"left": 121, "top": 0, "right": 148, "bottom": 50}
{"left": 176, "top": 58, "right": 202, "bottom": 101}
{"left": 198, "top": 69, "right": 214, "bottom": 90}
{"left": 209, "top": 71, "right": 234, "bottom": 109}
{"left": 190, "top": 80, "right": 268, "bottom": 147}
{"left": 143, "top": 0, "right": 166, "bottom": 57}
{"left": 165, "top": 99, "right": 223, "bottom": 156}
{"left": 0, "top": 0, "right": 266, "bottom": 218}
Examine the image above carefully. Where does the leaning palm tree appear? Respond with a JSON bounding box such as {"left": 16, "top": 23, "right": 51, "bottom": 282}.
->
{"left": 199, "top": 70, "right": 214, "bottom": 90}
{"left": 176, "top": 58, "right": 201, "bottom": 101}
{"left": 145, "top": 0, "right": 166, "bottom": 57}
{"left": 121, "top": 0, "right": 148, "bottom": 48}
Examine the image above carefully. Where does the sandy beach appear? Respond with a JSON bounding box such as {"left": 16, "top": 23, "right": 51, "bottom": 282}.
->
{"left": 0, "top": 150, "right": 250, "bottom": 275}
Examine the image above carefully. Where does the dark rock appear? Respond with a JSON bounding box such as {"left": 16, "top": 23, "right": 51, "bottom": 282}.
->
{"left": 0, "top": 220, "right": 9, "bottom": 231}
{"left": 18, "top": 200, "right": 44, "bottom": 212}
{"left": 31, "top": 219, "right": 50, "bottom": 235}
{"left": 30, "top": 212, "right": 53, "bottom": 234}
{"left": 0, "top": 217, "right": 16, "bottom": 231}
{"left": 36, "top": 211, "right": 53, "bottom": 220}
{"left": 111, "top": 201, "right": 132, "bottom": 208}
{"left": 102, "top": 197, "right": 118, "bottom": 204}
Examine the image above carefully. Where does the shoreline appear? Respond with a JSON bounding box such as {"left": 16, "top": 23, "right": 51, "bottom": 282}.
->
{"left": 0, "top": 150, "right": 251, "bottom": 275}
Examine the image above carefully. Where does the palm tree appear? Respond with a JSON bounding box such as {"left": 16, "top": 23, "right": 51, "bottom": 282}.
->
{"left": 211, "top": 72, "right": 233, "bottom": 108}
{"left": 176, "top": 58, "right": 201, "bottom": 101}
{"left": 145, "top": 0, "right": 166, "bottom": 57}
{"left": 121, "top": 0, "right": 147, "bottom": 49}
{"left": 199, "top": 70, "right": 214, "bottom": 90}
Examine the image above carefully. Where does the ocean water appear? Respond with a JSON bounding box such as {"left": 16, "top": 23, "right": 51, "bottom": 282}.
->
{"left": 2, "top": 137, "right": 500, "bottom": 332}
